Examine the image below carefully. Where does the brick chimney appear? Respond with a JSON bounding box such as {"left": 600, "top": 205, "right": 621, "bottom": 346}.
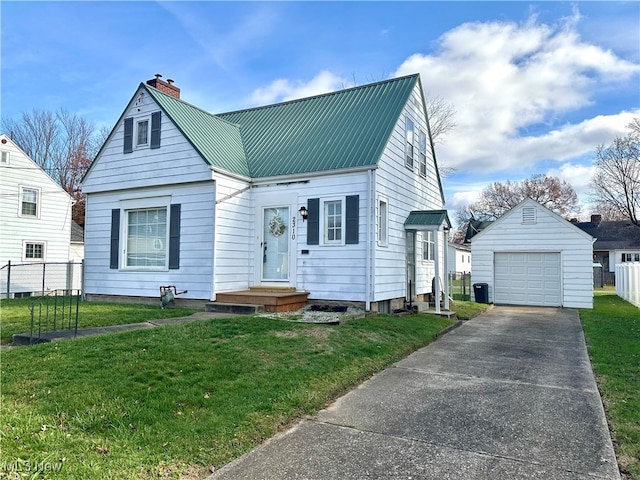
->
{"left": 591, "top": 214, "right": 602, "bottom": 225}
{"left": 146, "top": 74, "right": 180, "bottom": 99}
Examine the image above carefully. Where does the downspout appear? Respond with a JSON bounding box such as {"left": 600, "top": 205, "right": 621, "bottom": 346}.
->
{"left": 365, "top": 169, "right": 374, "bottom": 311}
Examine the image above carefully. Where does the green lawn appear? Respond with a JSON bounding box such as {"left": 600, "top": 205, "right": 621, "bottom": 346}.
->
{"left": 580, "top": 294, "right": 640, "bottom": 479}
{"left": 0, "top": 312, "right": 453, "bottom": 479}
{"left": 0, "top": 297, "right": 199, "bottom": 344}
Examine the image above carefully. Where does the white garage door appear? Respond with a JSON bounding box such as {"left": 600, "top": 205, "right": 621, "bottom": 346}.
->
{"left": 494, "top": 252, "right": 562, "bottom": 306}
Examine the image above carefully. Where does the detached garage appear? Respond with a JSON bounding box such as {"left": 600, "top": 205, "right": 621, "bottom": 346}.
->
{"left": 471, "top": 198, "right": 595, "bottom": 309}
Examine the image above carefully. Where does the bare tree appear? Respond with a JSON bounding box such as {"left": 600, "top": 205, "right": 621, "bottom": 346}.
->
{"left": 590, "top": 118, "right": 640, "bottom": 227}
{"left": 2, "top": 109, "right": 107, "bottom": 226}
{"left": 455, "top": 174, "right": 581, "bottom": 240}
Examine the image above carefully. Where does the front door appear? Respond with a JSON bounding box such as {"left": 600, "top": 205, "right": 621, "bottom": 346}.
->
{"left": 261, "top": 206, "right": 290, "bottom": 282}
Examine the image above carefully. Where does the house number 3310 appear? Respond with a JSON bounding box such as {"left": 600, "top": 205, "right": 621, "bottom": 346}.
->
{"left": 291, "top": 216, "right": 296, "bottom": 240}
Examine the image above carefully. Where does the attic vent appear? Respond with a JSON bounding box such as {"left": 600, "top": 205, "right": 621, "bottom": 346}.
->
{"left": 522, "top": 207, "right": 536, "bottom": 224}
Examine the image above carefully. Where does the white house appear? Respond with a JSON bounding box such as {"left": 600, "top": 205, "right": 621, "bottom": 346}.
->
{"left": 448, "top": 242, "right": 471, "bottom": 274}
{"left": 81, "top": 74, "right": 450, "bottom": 312}
{"left": 471, "top": 198, "right": 594, "bottom": 309}
{"left": 0, "top": 134, "right": 74, "bottom": 296}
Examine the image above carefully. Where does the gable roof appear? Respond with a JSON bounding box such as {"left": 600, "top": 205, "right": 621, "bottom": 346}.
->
{"left": 463, "top": 219, "right": 493, "bottom": 244}
{"left": 471, "top": 197, "right": 594, "bottom": 242}
{"left": 405, "top": 210, "right": 451, "bottom": 230}
{"left": 573, "top": 220, "right": 640, "bottom": 250}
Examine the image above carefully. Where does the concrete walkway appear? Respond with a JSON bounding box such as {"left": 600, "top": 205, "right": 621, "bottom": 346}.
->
{"left": 208, "top": 306, "right": 620, "bottom": 480}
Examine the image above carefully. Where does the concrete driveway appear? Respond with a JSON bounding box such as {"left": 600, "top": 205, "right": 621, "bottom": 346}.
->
{"left": 208, "top": 306, "right": 620, "bottom": 480}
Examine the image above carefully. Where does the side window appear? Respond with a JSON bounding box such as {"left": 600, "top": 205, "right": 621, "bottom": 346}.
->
{"left": 24, "top": 242, "right": 45, "bottom": 261}
{"left": 124, "top": 111, "right": 161, "bottom": 153}
{"left": 423, "top": 231, "right": 434, "bottom": 261}
{"left": 136, "top": 119, "right": 149, "bottom": 147}
{"left": 378, "top": 199, "right": 388, "bottom": 246}
{"left": 20, "top": 187, "right": 40, "bottom": 217}
{"left": 405, "top": 117, "right": 414, "bottom": 169}
{"left": 1, "top": 151, "right": 9, "bottom": 165}
{"left": 418, "top": 130, "right": 427, "bottom": 177}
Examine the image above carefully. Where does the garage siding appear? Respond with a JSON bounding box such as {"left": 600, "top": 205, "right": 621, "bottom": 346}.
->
{"left": 470, "top": 199, "right": 594, "bottom": 309}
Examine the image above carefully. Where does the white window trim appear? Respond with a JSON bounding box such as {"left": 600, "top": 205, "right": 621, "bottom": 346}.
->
{"left": 23, "top": 241, "right": 46, "bottom": 261}
{"left": 1, "top": 150, "right": 9, "bottom": 165}
{"left": 422, "top": 230, "right": 435, "bottom": 262}
{"left": 418, "top": 130, "right": 427, "bottom": 178}
{"left": 377, "top": 197, "right": 389, "bottom": 247}
{"left": 405, "top": 117, "right": 415, "bottom": 170}
{"left": 19, "top": 185, "right": 41, "bottom": 219}
{"left": 135, "top": 116, "right": 151, "bottom": 149}
{"left": 321, "top": 197, "right": 345, "bottom": 246}
{"left": 120, "top": 196, "right": 171, "bottom": 271}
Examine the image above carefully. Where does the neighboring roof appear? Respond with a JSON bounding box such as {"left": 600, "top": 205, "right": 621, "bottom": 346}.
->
{"left": 573, "top": 220, "right": 640, "bottom": 250}
{"left": 404, "top": 210, "right": 451, "bottom": 230}
{"left": 449, "top": 242, "right": 471, "bottom": 252}
{"left": 463, "top": 219, "right": 493, "bottom": 243}
{"left": 71, "top": 221, "right": 84, "bottom": 243}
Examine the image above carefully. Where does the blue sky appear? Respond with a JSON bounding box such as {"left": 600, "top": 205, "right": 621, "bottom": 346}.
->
{"left": 2, "top": 1, "right": 639, "bottom": 220}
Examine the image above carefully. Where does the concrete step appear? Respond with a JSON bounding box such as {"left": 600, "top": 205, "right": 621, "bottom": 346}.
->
{"left": 205, "top": 303, "right": 265, "bottom": 314}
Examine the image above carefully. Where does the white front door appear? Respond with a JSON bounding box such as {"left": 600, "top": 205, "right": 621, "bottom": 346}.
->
{"left": 261, "top": 206, "right": 291, "bottom": 282}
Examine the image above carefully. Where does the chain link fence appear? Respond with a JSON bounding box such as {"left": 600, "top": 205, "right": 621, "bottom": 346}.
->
{"left": 449, "top": 271, "right": 472, "bottom": 301}
{"left": 0, "top": 261, "right": 83, "bottom": 298}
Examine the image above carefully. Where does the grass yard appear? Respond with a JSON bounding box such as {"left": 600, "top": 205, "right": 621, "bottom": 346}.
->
{"left": 0, "top": 312, "right": 453, "bottom": 479}
{"left": 0, "top": 297, "right": 199, "bottom": 344}
{"left": 580, "top": 294, "right": 640, "bottom": 479}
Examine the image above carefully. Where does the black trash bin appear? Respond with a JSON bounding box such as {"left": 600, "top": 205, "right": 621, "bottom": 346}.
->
{"left": 473, "top": 283, "right": 489, "bottom": 304}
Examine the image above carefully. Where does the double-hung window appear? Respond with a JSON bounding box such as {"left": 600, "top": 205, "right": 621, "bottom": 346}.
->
{"left": 20, "top": 187, "right": 39, "bottom": 217}
{"left": 423, "top": 231, "right": 435, "bottom": 261}
{"left": 418, "top": 130, "right": 427, "bottom": 177}
{"left": 324, "top": 200, "right": 343, "bottom": 243}
{"left": 405, "top": 117, "right": 415, "bottom": 169}
{"left": 1, "top": 151, "right": 9, "bottom": 165}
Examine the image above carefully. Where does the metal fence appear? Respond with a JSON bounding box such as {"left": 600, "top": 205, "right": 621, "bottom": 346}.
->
{"left": 449, "top": 271, "right": 472, "bottom": 301}
{"left": 26, "top": 289, "right": 82, "bottom": 344}
{"left": 0, "top": 261, "right": 83, "bottom": 299}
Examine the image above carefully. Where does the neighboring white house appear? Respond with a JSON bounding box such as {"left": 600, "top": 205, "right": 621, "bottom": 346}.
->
{"left": 81, "top": 74, "right": 450, "bottom": 312}
{"left": 0, "top": 134, "right": 74, "bottom": 295}
{"left": 448, "top": 242, "right": 471, "bottom": 274}
{"left": 471, "top": 198, "right": 594, "bottom": 309}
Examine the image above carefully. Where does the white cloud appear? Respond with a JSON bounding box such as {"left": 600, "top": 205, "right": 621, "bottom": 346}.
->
{"left": 394, "top": 10, "right": 640, "bottom": 174}
{"left": 246, "top": 71, "right": 349, "bottom": 106}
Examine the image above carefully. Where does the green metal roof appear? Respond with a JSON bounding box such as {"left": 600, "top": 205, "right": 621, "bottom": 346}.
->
{"left": 145, "top": 74, "right": 420, "bottom": 179}
{"left": 145, "top": 86, "right": 249, "bottom": 176}
{"left": 405, "top": 210, "right": 451, "bottom": 229}
{"left": 218, "top": 75, "right": 419, "bottom": 178}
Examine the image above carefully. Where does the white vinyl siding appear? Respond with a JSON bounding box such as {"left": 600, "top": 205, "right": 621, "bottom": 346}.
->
{"left": 471, "top": 199, "right": 593, "bottom": 309}
{"left": 0, "top": 135, "right": 72, "bottom": 266}
{"left": 83, "top": 89, "right": 213, "bottom": 194}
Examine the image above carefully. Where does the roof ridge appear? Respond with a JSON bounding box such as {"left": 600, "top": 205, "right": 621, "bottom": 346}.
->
{"left": 218, "top": 73, "right": 419, "bottom": 117}
{"left": 143, "top": 83, "right": 241, "bottom": 128}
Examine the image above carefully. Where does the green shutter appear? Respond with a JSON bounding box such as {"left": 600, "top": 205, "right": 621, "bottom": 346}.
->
{"left": 123, "top": 118, "right": 133, "bottom": 153}
{"left": 150, "top": 111, "right": 161, "bottom": 149}
{"left": 169, "top": 204, "right": 181, "bottom": 269}
{"left": 307, "top": 199, "right": 319, "bottom": 245}
{"left": 346, "top": 195, "right": 359, "bottom": 244}
{"left": 110, "top": 209, "right": 120, "bottom": 269}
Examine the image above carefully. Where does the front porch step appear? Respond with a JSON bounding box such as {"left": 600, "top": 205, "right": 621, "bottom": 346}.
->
{"left": 210, "top": 290, "right": 310, "bottom": 313}
{"left": 205, "top": 303, "right": 265, "bottom": 315}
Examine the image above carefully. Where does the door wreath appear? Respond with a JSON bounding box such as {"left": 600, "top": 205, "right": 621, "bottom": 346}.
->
{"left": 269, "top": 214, "right": 286, "bottom": 237}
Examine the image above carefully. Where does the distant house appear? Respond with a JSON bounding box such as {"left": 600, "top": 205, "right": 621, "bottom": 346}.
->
{"left": 573, "top": 215, "right": 640, "bottom": 285}
{"left": 0, "top": 134, "right": 74, "bottom": 296}
{"left": 69, "top": 221, "right": 85, "bottom": 262}
{"left": 471, "top": 198, "right": 594, "bottom": 309}
{"left": 448, "top": 242, "right": 471, "bottom": 274}
{"left": 81, "top": 74, "right": 451, "bottom": 312}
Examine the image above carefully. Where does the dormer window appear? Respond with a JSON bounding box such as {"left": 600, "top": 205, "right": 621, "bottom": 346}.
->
{"left": 124, "top": 111, "right": 162, "bottom": 153}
